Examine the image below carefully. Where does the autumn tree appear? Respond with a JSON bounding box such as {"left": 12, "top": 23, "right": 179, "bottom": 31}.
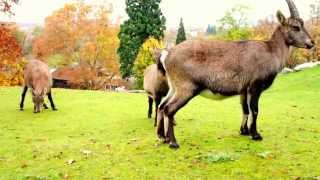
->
{"left": 0, "top": 25, "right": 23, "bottom": 86}
{"left": 33, "top": 3, "right": 86, "bottom": 62}
{"left": 176, "top": 18, "right": 186, "bottom": 45}
{"left": 118, "top": 0, "right": 166, "bottom": 78}
{"left": 133, "top": 37, "right": 164, "bottom": 88}
{"left": 250, "top": 17, "right": 277, "bottom": 40}
{"left": 33, "top": 2, "right": 120, "bottom": 74}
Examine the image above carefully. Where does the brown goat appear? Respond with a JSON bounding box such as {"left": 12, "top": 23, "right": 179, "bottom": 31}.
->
{"left": 20, "top": 59, "right": 57, "bottom": 113}
{"left": 156, "top": 0, "right": 314, "bottom": 148}
{"left": 144, "top": 64, "right": 169, "bottom": 126}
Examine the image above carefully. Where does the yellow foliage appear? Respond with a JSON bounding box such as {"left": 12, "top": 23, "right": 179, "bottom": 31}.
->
{"left": 133, "top": 37, "right": 164, "bottom": 88}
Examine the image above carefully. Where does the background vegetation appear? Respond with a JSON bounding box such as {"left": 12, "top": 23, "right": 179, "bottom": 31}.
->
{"left": 1, "top": 1, "right": 320, "bottom": 88}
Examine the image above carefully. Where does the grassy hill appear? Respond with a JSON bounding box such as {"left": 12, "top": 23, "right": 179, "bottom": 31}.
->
{"left": 0, "top": 67, "right": 320, "bottom": 179}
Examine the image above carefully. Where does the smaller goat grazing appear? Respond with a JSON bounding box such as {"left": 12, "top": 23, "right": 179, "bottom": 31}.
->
{"left": 20, "top": 59, "right": 57, "bottom": 113}
{"left": 144, "top": 64, "right": 169, "bottom": 126}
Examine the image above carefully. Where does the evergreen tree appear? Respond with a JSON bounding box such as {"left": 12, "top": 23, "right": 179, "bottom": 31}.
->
{"left": 117, "top": 0, "right": 166, "bottom": 78}
{"left": 176, "top": 18, "right": 186, "bottom": 45}
{"left": 206, "top": 24, "right": 217, "bottom": 36}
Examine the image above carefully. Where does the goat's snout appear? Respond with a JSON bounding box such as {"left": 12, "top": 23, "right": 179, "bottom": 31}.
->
{"left": 306, "top": 39, "right": 315, "bottom": 49}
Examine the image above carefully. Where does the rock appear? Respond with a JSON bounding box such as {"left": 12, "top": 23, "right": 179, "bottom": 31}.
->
{"left": 294, "top": 62, "right": 320, "bottom": 71}
{"left": 281, "top": 67, "right": 294, "bottom": 74}
{"left": 115, "top": 86, "right": 127, "bottom": 92}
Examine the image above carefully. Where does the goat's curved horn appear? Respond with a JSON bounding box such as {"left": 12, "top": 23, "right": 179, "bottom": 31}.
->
{"left": 286, "top": 0, "right": 300, "bottom": 18}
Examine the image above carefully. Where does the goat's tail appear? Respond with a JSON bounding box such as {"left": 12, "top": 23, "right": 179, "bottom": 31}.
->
{"left": 153, "top": 49, "right": 169, "bottom": 75}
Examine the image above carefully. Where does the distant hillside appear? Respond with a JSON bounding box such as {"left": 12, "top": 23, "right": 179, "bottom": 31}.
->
{"left": 17, "top": 22, "right": 41, "bottom": 31}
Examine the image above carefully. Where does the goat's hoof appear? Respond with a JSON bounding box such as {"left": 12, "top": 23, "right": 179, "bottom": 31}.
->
{"left": 33, "top": 111, "right": 39, "bottom": 114}
{"left": 162, "top": 137, "right": 170, "bottom": 144}
{"left": 169, "top": 142, "right": 180, "bottom": 149}
{"left": 157, "top": 134, "right": 165, "bottom": 140}
{"left": 252, "top": 133, "right": 263, "bottom": 141}
{"left": 240, "top": 127, "right": 250, "bottom": 136}
{"left": 52, "top": 108, "right": 58, "bottom": 111}
{"left": 20, "top": 108, "right": 24, "bottom": 111}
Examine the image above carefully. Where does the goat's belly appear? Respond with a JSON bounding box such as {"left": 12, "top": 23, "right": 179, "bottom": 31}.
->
{"left": 200, "top": 89, "right": 229, "bottom": 100}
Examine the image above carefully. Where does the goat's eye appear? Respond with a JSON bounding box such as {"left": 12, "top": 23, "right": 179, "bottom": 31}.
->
{"left": 293, "top": 26, "right": 300, "bottom": 31}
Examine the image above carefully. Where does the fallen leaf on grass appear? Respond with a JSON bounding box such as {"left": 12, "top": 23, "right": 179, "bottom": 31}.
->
{"left": 66, "top": 159, "right": 76, "bottom": 165}
{"left": 81, "top": 150, "right": 92, "bottom": 156}
{"left": 105, "top": 144, "right": 112, "bottom": 150}
{"left": 197, "top": 152, "right": 237, "bottom": 163}
{"left": 257, "top": 151, "right": 274, "bottom": 159}
{"left": 21, "top": 161, "right": 28, "bottom": 168}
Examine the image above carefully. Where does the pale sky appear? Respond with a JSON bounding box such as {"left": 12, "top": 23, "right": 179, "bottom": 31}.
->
{"left": 0, "top": 0, "right": 316, "bottom": 29}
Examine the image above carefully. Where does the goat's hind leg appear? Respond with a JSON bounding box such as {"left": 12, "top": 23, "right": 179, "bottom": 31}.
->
{"left": 47, "top": 92, "right": 57, "bottom": 111}
{"left": 154, "top": 96, "right": 161, "bottom": 127}
{"left": 163, "top": 89, "right": 197, "bottom": 149}
{"left": 157, "top": 87, "right": 174, "bottom": 140}
{"left": 20, "top": 86, "right": 28, "bottom": 111}
{"left": 240, "top": 92, "right": 250, "bottom": 136}
{"left": 148, "top": 96, "right": 153, "bottom": 119}
{"left": 43, "top": 103, "right": 49, "bottom": 109}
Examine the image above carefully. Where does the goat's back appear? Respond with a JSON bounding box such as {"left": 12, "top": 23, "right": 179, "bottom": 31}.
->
{"left": 24, "top": 59, "right": 52, "bottom": 89}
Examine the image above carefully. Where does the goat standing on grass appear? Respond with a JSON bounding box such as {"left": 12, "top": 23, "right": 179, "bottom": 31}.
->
{"left": 144, "top": 64, "right": 169, "bottom": 127}
{"left": 20, "top": 59, "right": 57, "bottom": 113}
{"left": 156, "top": 0, "right": 314, "bottom": 148}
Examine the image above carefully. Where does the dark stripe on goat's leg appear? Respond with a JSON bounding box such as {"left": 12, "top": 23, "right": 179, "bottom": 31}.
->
{"left": 248, "top": 89, "right": 263, "bottom": 141}
{"left": 240, "top": 93, "right": 250, "bottom": 135}
{"left": 148, "top": 96, "right": 153, "bottom": 119}
{"left": 20, "top": 86, "right": 28, "bottom": 111}
{"left": 47, "top": 92, "right": 57, "bottom": 111}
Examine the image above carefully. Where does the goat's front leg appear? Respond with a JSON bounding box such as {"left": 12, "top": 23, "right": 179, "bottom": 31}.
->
{"left": 240, "top": 93, "right": 250, "bottom": 135}
{"left": 247, "top": 89, "right": 263, "bottom": 141}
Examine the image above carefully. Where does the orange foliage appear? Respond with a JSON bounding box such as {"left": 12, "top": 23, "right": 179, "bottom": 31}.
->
{"left": 251, "top": 17, "right": 277, "bottom": 41}
{"left": 33, "top": 2, "right": 120, "bottom": 75}
{"left": 0, "top": 25, "right": 23, "bottom": 86}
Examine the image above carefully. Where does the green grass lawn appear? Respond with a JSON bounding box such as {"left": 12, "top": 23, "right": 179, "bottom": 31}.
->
{"left": 1, "top": 67, "right": 320, "bottom": 179}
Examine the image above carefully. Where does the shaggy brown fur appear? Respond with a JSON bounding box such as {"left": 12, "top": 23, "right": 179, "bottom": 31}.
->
{"left": 156, "top": 0, "right": 314, "bottom": 148}
{"left": 20, "top": 59, "right": 57, "bottom": 113}
{"left": 144, "top": 64, "right": 169, "bottom": 126}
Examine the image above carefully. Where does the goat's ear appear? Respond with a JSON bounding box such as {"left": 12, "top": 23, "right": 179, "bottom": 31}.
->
{"left": 277, "top": 10, "right": 286, "bottom": 25}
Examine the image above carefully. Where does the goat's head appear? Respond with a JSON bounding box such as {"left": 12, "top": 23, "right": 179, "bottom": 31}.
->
{"left": 32, "top": 88, "right": 47, "bottom": 113}
{"left": 277, "top": 0, "right": 314, "bottom": 49}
